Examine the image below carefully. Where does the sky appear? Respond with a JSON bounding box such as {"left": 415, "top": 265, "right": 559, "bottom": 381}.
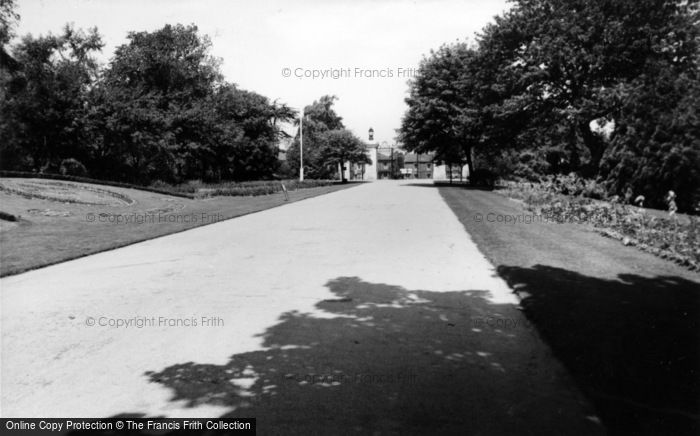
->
{"left": 14, "top": 0, "right": 510, "bottom": 146}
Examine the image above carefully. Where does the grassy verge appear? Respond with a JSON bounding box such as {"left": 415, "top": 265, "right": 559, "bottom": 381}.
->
{"left": 0, "top": 179, "right": 358, "bottom": 277}
{"left": 0, "top": 170, "right": 340, "bottom": 199}
{"left": 0, "top": 170, "right": 196, "bottom": 198}
{"left": 438, "top": 185, "right": 699, "bottom": 436}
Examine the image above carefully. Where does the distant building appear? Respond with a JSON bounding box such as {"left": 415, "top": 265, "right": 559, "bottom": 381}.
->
{"left": 376, "top": 150, "right": 404, "bottom": 179}
{"left": 402, "top": 153, "right": 434, "bottom": 179}
{"left": 376, "top": 151, "right": 392, "bottom": 179}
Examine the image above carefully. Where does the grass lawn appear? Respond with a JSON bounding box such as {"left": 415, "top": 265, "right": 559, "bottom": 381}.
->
{"left": 436, "top": 185, "right": 700, "bottom": 436}
{"left": 0, "top": 178, "right": 358, "bottom": 277}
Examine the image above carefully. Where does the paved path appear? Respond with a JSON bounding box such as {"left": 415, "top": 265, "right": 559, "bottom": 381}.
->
{"left": 1, "top": 181, "right": 603, "bottom": 434}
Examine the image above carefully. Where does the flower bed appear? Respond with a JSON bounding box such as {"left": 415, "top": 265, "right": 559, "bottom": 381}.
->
{"left": 500, "top": 181, "right": 700, "bottom": 271}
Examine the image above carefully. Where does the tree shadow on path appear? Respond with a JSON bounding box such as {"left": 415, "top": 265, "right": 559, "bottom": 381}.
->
{"left": 140, "top": 277, "right": 602, "bottom": 435}
{"left": 497, "top": 265, "right": 700, "bottom": 436}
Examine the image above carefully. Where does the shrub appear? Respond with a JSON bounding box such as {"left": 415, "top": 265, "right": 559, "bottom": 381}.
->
{"left": 469, "top": 169, "right": 497, "bottom": 188}
{"left": 149, "top": 180, "right": 171, "bottom": 190}
{"left": 59, "top": 159, "right": 88, "bottom": 177}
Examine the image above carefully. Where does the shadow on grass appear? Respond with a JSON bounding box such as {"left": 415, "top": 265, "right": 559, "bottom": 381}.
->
{"left": 124, "top": 277, "right": 600, "bottom": 435}
{"left": 497, "top": 264, "right": 700, "bottom": 436}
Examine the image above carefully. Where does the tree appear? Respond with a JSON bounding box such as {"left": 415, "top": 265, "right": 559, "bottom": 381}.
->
{"left": 318, "top": 129, "right": 370, "bottom": 182}
{"left": 87, "top": 24, "right": 290, "bottom": 183}
{"left": 399, "top": 43, "right": 488, "bottom": 181}
{"left": 601, "top": 67, "right": 700, "bottom": 211}
{"left": 401, "top": 0, "right": 700, "bottom": 208}
{"left": 211, "top": 84, "right": 294, "bottom": 180}
{"left": 475, "top": 0, "right": 699, "bottom": 174}
{"left": 90, "top": 24, "right": 220, "bottom": 182}
{"left": 0, "top": 0, "right": 19, "bottom": 71}
{"left": 2, "top": 20, "right": 296, "bottom": 184}
{"left": 0, "top": 25, "right": 103, "bottom": 171}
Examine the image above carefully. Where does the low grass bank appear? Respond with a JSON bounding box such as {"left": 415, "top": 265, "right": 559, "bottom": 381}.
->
{"left": 0, "top": 179, "right": 358, "bottom": 277}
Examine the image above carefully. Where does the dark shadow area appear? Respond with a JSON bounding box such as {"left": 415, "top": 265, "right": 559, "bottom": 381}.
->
{"left": 497, "top": 264, "right": 700, "bottom": 436}
{"left": 117, "top": 277, "right": 602, "bottom": 435}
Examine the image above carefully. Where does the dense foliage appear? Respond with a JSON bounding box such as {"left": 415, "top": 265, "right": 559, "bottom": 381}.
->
{"left": 0, "top": 16, "right": 296, "bottom": 184}
{"left": 400, "top": 0, "right": 700, "bottom": 212}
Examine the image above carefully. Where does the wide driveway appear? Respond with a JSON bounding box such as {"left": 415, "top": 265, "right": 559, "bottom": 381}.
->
{"left": 1, "top": 180, "right": 603, "bottom": 434}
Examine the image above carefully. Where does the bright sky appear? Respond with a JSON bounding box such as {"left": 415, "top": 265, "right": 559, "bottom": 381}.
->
{"left": 14, "top": 0, "right": 509, "bottom": 146}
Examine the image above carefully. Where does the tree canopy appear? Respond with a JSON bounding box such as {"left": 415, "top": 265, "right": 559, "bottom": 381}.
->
{"left": 399, "top": 0, "right": 700, "bottom": 211}
{"left": 1, "top": 22, "right": 297, "bottom": 184}
{"left": 0, "top": 24, "right": 103, "bottom": 172}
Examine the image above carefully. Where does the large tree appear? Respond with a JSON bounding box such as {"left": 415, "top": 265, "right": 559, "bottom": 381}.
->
{"left": 211, "top": 84, "right": 295, "bottom": 181}
{"left": 476, "top": 0, "right": 699, "bottom": 174}
{"left": 88, "top": 24, "right": 292, "bottom": 183}
{"left": 2, "top": 20, "right": 295, "bottom": 184}
{"left": 91, "top": 24, "right": 221, "bottom": 182}
{"left": 400, "top": 0, "right": 700, "bottom": 209}
{"left": 401, "top": 44, "right": 469, "bottom": 175}
{"left": 0, "top": 25, "right": 103, "bottom": 171}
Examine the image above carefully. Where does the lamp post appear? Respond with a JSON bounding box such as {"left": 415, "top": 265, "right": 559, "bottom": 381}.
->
{"left": 299, "top": 107, "right": 304, "bottom": 182}
{"left": 366, "top": 127, "right": 375, "bottom": 180}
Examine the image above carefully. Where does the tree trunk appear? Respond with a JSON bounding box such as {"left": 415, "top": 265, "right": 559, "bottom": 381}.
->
{"left": 568, "top": 123, "right": 580, "bottom": 171}
{"left": 465, "top": 146, "right": 474, "bottom": 186}
{"left": 338, "top": 161, "right": 346, "bottom": 183}
{"left": 578, "top": 121, "right": 605, "bottom": 175}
